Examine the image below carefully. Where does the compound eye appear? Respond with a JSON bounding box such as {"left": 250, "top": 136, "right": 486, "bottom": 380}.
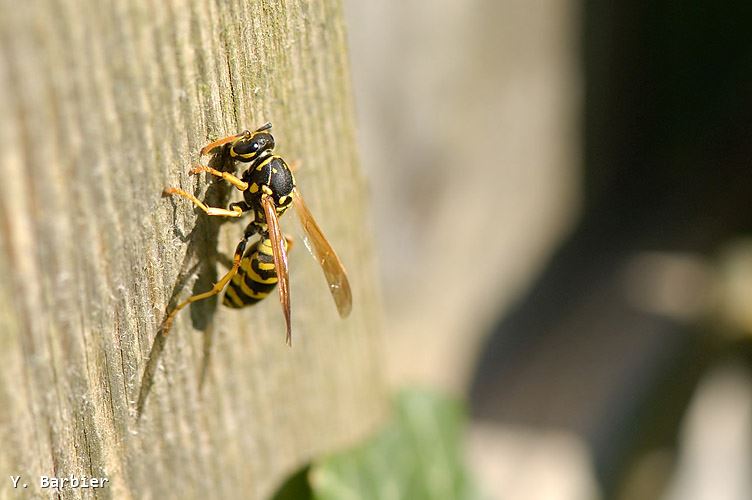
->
{"left": 232, "top": 139, "right": 259, "bottom": 157}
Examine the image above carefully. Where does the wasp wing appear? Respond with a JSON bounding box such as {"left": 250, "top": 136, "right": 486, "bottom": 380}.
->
{"left": 292, "top": 189, "right": 352, "bottom": 318}
{"left": 261, "top": 194, "right": 292, "bottom": 345}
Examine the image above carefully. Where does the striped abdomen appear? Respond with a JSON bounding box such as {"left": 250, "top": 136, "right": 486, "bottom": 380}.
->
{"left": 223, "top": 238, "right": 287, "bottom": 308}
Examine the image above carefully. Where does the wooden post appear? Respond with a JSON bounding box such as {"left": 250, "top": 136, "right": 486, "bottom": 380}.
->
{"left": 0, "top": 1, "right": 386, "bottom": 498}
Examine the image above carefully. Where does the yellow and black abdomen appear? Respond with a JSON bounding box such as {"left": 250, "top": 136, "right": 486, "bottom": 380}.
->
{"left": 223, "top": 238, "right": 287, "bottom": 308}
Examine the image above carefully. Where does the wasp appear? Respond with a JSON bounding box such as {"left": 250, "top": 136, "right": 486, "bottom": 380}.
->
{"left": 162, "top": 122, "right": 352, "bottom": 345}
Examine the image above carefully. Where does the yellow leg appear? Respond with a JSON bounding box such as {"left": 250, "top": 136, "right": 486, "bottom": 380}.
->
{"left": 190, "top": 164, "right": 248, "bottom": 191}
{"left": 162, "top": 237, "right": 250, "bottom": 336}
{"left": 199, "top": 131, "right": 248, "bottom": 156}
{"left": 164, "top": 187, "right": 243, "bottom": 217}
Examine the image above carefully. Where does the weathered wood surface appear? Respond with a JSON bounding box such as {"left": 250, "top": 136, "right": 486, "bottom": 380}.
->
{"left": 0, "top": 0, "right": 386, "bottom": 498}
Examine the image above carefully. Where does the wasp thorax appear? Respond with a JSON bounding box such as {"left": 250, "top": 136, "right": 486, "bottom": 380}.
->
{"left": 242, "top": 156, "right": 295, "bottom": 216}
{"left": 231, "top": 132, "right": 275, "bottom": 161}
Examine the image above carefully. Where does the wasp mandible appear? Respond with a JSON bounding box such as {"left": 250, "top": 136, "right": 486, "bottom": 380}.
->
{"left": 162, "top": 122, "right": 352, "bottom": 345}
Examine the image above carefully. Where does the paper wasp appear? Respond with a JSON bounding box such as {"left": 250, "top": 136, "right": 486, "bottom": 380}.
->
{"left": 162, "top": 122, "right": 352, "bottom": 345}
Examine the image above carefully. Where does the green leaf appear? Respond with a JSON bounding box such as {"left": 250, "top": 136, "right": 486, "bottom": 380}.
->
{"left": 307, "top": 389, "right": 479, "bottom": 500}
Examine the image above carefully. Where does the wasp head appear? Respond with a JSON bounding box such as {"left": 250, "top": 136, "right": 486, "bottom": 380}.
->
{"left": 230, "top": 122, "right": 275, "bottom": 162}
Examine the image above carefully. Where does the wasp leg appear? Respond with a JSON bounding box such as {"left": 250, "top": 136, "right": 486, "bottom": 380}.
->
{"left": 163, "top": 187, "right": 244, "bottom": 217}
{"left": 190, "top": 164, "right": 249, "bottom": 191}
{"left": 161, "top": 235, "right": 251, "bottom": 336}
{"left": 229, "top": 200, "right": 251, "bottom": 212}
{"left": 199, "top": 131, "right": 248, "bottom": 156}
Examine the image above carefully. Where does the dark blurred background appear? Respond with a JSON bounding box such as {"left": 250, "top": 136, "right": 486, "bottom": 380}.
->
{"left": 346, "top": 1, "right": 752, "bottom": 499}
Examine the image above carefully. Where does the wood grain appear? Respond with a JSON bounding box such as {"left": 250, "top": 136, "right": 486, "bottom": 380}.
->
{"left": 0, "top": 0, "right": 386, "bottom": 498}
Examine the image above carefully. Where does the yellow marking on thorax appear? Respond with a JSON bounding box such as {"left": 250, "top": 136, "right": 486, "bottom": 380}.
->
{"left": 255, "top": 156, "right": 273, "bottom": 171}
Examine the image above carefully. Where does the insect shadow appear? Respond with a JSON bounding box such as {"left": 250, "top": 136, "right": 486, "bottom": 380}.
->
{"left": 137, "top": 145, "right": 238, "bottom": 418}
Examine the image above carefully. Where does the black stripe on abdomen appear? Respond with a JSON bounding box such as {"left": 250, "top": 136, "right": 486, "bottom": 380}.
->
{"left": 222, "top": 239, "right": 280, "bottom": 308}
{"left": 223, "top": 271, "right": 278, "bottom": 308}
